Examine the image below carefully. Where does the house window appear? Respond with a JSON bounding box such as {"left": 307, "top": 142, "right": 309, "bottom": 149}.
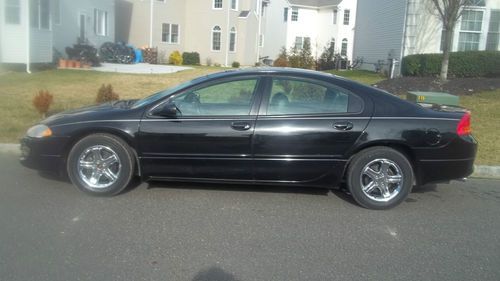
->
{"left": 333, "top": 9, "right": 337, "bottom": 24}
{"left": 212, "top": 26, "right": 222, "bottom": 51}
{"left": 458, "top": 10, "right": 483, "bottom": 51}
{"left": 5, "top": 0, "right": 21, "bottom": 24}
{"left": 30, "top": 0, "right": 50, "bottom": 30}
{"left": 94, "top": 9, "right": 108, "bottom": 36}
{"left": 231, "top": 0, "right": 238, "bottom": 10}
{"left": 162, "top": 23, "right": 179, "bottom": 43}
{"left": 229, "top": 27, "right": 236, "bottom": 52}
{"left": 294, "top": 37, "right": 303, "bottom": 49}
{"left": 486, "top": 10, "right": 499, "bottom": 51}
{"left": 213, "top": 0, "right": 222, "bottom": 9}
{"left": 291, "top": 8, "right": 298, "bottom": 21}
{"left": 52, "top": 0, "right": 60, "bottom": 24}
{"left": 284, "top": 7, "right": 288, "bottom": 22}
{"left": 341, "top": 38, "right": 348, "bottom": 56}
{"left": 343, "top": 9, "right": 350, "bottom": 25}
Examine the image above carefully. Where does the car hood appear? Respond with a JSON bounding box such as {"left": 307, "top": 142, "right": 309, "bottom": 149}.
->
{"left": 42, "top": 100, "right": 142, "bottom": 126}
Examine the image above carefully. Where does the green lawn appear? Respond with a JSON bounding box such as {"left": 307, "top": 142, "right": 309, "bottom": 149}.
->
{"left": 0, "top": 67, "right": 497, "bottom": 165}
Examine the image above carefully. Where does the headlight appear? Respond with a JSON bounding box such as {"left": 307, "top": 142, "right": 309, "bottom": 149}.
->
{"left": 27, "top": 124, "right": 52, "bottom": 138}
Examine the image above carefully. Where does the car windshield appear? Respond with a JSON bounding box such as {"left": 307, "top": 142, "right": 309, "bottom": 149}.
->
{"left": 131, "top": 79, "right": 198, "bottom": 108}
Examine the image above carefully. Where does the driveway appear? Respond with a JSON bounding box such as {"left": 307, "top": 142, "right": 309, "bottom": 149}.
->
{"left": 0, "top": 151, "right": 499, "bottom": 281}
{"left": 92, "top": 63, "right": 192, "bottom": 74}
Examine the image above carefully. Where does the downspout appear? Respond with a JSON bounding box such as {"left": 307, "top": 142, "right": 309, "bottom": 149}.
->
{"left": 256, "top": 0, "right": 262, "bottom": 64}
{"left": 149, "top": 0, "right": 154, "bottom": 47}
{"left": 225, "top": 0, "right": 230, "bottom": 67}
{"left": 397, "top": 0, "right": 411, "bottom": 77}
{"left": 26, "top": 0, "right": 31, "bottom": 73}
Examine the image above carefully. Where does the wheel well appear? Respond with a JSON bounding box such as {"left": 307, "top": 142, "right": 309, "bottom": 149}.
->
{"left": 62, "top": 129, "right": 141, "bottom": 176}
{"left": 343, "top": 143, "right": 418, "bottom": 183}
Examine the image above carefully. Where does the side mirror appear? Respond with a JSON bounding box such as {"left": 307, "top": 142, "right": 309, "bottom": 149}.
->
{"left": 153, "top": 102, "right": 179, "bottom": 118}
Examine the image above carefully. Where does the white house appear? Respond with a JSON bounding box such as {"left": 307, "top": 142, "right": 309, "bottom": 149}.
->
{"left": 353, "top": 0, "right": 500, "bottom": 75}
{"left": 0, "top": 0, "right": 115, "bottom": 71}
{"left": 262, "top": 0, "right": 357, "bottom": 64}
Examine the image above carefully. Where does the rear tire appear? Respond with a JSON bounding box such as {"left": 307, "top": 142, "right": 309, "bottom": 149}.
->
{"left": 67, "top": 134, "right": 135, "bottom": 196}
{"left": 347, "top": 146, "right": 413, "bottom": 210}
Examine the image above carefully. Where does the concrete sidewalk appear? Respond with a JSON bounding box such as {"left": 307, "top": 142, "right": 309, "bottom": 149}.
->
{"left": 92, "top": 63, "right": 192, "bottom": 74}
{"left": 2, "top": 143, "right": 498, "bottom": 179}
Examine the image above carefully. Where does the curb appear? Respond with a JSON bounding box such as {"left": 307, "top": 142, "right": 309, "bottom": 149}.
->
{"left": 0, "top": 143, "right": 498, "bottom": 179}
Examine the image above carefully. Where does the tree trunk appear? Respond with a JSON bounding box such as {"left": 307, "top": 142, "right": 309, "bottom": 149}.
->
{"left": 440, "top": 23, "right": 456, "bottom": 82}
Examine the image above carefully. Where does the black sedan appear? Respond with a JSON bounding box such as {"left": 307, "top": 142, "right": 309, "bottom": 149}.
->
{"left": 20, "top": 68, "right": 477, "bottom": 209}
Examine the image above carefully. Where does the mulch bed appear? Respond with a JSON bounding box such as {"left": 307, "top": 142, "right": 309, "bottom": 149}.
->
{"left": 372, "top": 77, "right": 500, "bottom": 96}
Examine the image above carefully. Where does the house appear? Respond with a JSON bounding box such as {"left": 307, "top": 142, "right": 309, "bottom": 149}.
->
{"left": 262, "top": 0, "right": 357, "bottom": 65}
{"left": 116, "top": 0, "right": 267, "bottom": 66}
{"left": 0, "top": 0, "right": 115, "bottom": 70}
{"left": 353, "top": 0, "right": 500, "bottom": 76}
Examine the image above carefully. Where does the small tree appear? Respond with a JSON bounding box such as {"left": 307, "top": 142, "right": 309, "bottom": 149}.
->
{"left": 429, "top": 0, "right": 474, "bottom": 81}
{"left": 288, "top": 46, "right": 300, "bottom": 68}
{"left": 318, "top": 39, "right": 336, "bottom": 70}
{"left": 33, "top": 90, "right": 54, "bottom": 118}
{"left": 96, "top": 84, "right": 119, "bottom": 103}
{"left": 169, "top": 50, "right": 183, "bottom": 65}
{"left": 298, "top": 39, "right": 315, "bottom": 69}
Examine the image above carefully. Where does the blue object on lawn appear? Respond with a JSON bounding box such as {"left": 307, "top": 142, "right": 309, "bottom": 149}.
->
{"left": 134, "top": 49, "right": 143, "bottom": 63}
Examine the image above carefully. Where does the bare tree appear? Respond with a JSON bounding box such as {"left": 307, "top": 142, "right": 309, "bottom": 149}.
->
{"left": 430, "top": 0, "right": 473, "bottom": 81}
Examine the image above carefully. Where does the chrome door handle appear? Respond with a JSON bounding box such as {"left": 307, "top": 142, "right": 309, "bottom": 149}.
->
{"left": 231, "top": 122, "right": 251, "bottom": 131}
{"left": 333, "top": 121, "right": 353, "bottom": 131}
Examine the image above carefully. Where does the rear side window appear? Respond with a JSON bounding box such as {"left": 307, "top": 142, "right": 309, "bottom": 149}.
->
{"left": 266, "top": 77, "right": 363, "bottom": 115}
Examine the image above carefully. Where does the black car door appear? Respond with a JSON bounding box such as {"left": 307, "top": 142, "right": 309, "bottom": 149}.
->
{"left": 138, "top": 76, "right": 264, "bottom": 180}
{"left": 252, "top": 75, "right": 370, "bottom": 184}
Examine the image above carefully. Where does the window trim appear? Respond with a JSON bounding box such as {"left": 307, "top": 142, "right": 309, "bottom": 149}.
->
{"left": 333, "top": 9, "right": 337, "bottom": 25}
{"left": 229, "top": 27, "right": 237, "bottom": 52}
{"left": 161, "top": 23, "right": 180, "bottom": 44}
{"left": 213, "top": 0, "right": 223, "bottom": 10}
{"left": 341, "top": 38, "right": 348, "bottom": 56}
{"left": 94, "top": 9, "right": 108, "bottom": 37}
{"left": 5, "top": 0, "right": 21, "bottom": 25}
{"left": 260, "top": 76, "right": 365, "bottom": 117}
{"left": 231, "top": 0, "right": 238, "bottom": 11}
{"left": 31, "top": 0, "right": 51, "bottom": 30}
{"left": 291, "top": 7, "right": 298, "bottom": 21}
{"left": 211, "top": 25, "right": 222, "bottom": 52}
{"left": 343, "top": 9, "right": 350, "bottom": 25}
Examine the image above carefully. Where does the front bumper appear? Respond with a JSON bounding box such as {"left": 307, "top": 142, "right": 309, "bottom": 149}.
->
{"left": 19, "top": 136, "right": 69, "bottom": 173}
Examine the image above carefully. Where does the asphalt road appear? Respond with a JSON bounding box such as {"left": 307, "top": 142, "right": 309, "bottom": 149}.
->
{"left": 1, "top": 152, "right": 499, "bottom": 281}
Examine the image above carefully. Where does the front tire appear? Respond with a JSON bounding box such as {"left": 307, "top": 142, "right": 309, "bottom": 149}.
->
{"left": 347, "top": 147, "right": 413, "bottom": 210}
{"left": 67, "top": 134, "right": 135, "bottom": 196}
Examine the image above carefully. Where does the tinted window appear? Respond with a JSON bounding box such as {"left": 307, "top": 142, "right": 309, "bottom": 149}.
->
{"left": 170, "top": 78, "right": 258, "bottom": 116}
{"left": 266, "top": 78, "right": 362, "bottom": 115}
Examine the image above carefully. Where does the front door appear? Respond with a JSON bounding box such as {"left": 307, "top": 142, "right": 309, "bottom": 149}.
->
{"left": 139, "top": 76, "right": 264, "bottom": 180}
{"left": 253, "top": 76, "right": 370, "bottom": 184}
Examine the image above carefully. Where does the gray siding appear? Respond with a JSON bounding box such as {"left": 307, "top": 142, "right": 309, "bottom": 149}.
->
{"left": 30, "top": 29, "right": 53, "bottom": 63}
{"left": 353, "top": 0, "right": 407, "bottom": 74}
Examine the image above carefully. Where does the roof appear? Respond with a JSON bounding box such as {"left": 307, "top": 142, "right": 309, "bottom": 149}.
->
{"left": 288, "top": 0, "right": 341, "bottom": 7}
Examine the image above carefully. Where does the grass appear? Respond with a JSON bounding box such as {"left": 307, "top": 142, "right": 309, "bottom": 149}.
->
{"left": 0, "top": 67, "right": 498, "bottom": 165}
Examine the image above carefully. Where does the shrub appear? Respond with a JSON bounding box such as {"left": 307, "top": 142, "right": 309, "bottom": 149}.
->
{"left": 232, "top": 61, "right": 240, "bottom": 68}
{"left": 168, "top": 50, "right": 183, "bottom": 65}
{"left": 96, "top": 84, "right": 119, "bottom": 103}
{"left": 33, "top": 90, "right": 54, "bottom": 118}
{"left": 273, "top": 47, "right": 289, "bottom": 67}
{"left": 401, "top": 51, "right": 500, "bottom": 78}
{"left": 182, "top": 52, "right": 201, "bottom": 65}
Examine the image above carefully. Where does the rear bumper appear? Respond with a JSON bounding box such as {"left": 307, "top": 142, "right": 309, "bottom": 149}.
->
{"left": 19, "top": 136, "right": 68, "bottom": 173}
{"left": 417, "top": 157, "right": 475, "bottom": 185}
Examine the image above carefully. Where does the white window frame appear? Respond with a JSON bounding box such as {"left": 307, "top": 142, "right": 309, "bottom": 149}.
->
{"left": 161, "top": 23, "right": 180, "bottom": 44}
{"left": 213, "top": 0, "right": 223, "bottom": 10}
{"left": 457, "top": 8, "right": 484, "bottom": 51}
{"left": 5, "top": 0, "right": 21, "bottom": 25}
{"left": 341, "top": 38, "right": 348, "bottom": 56}
{"left": 291, "top": 8, "right": 298, "bottom": 21}
{"left": 212, "top": 26, "right": 222, "bottom": 52}
{"left": 343, "top": 9, "right": 350, "bottom": 25}
{"left": 94, "top": 9, "right": 108, "bottom": 36}
{"left": 31, "top": 0, "right": 51, "bottom": 30}
{"left": 333, "top": 9, "right": 337, "bottom": 25}
{"left": 231, "top": 0, "right": 238, "bottom": 11}
{"left": 229, "top": 27, "right": 237, "bottom": 52}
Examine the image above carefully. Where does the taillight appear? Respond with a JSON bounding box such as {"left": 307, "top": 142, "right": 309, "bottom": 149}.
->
{"left": 457, "top": 112, "right": 471, "bottom": 136}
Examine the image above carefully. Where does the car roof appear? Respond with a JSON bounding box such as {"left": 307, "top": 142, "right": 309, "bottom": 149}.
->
{"left": 200, "top": 67, "right": 339, "bottom": 81}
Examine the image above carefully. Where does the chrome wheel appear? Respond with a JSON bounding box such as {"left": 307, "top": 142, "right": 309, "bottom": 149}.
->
{"left": 77, "top": 145, "right": 121, "bottom": 189}
{"left": 360, "top": 158, "right": 403, "bottom": 202}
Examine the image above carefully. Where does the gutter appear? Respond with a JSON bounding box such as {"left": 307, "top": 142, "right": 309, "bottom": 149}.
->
{"left": 149, "top": 0, "right": 154, "bottom": 47}
{"left": 225, "top": 0, "right": 230, "bottom": 67}
{"left": 26, "top": 0, "right": 31, "bottom": 73}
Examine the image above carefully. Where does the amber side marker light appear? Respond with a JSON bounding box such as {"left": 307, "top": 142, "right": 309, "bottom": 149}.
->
{"left": 457, "top": 112, "right": 471, "bottom": 136}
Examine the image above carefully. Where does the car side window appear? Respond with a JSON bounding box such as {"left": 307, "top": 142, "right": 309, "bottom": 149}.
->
{"left": 170, "top": 78, "right": 258, "bottom": 116}
{"left": 267, "top": 78, "right": 362, "bottom": 115}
